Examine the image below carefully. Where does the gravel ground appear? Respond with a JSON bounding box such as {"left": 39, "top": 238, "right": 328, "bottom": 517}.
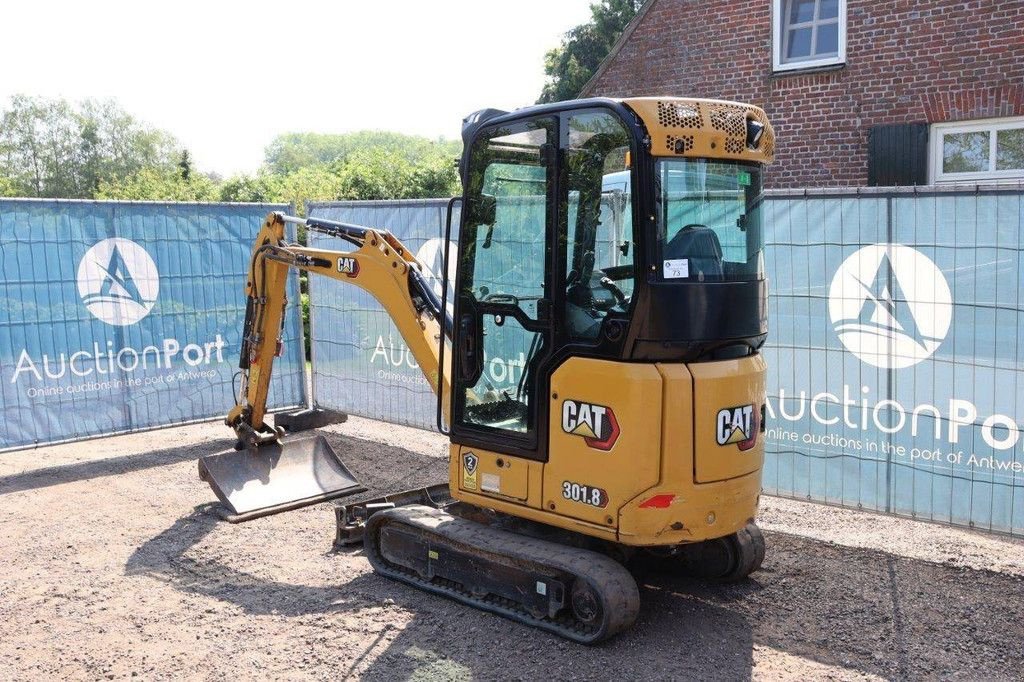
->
{"left": 1, "top": 416, "right": 1023, "bottom": 681}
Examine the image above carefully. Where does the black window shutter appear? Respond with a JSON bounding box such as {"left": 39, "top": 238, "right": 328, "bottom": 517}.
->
{"left": 867, "top": 123, "right": 929, "bottom": 186}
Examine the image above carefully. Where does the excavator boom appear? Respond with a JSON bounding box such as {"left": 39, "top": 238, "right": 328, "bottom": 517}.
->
{"left": 199, "top": 211, "right": 452, "bottom": 520}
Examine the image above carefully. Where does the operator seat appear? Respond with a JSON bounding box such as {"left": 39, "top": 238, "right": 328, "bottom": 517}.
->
{"left": 565, "top": 250, "right": 602, "bottom": 340}
{"left": 664, "top": 225, "right": 725, "bottom": 281}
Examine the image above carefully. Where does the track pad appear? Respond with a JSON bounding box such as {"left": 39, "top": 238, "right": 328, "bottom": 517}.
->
{"left": 198, "top": 434, "right": 366, "bottom": 522}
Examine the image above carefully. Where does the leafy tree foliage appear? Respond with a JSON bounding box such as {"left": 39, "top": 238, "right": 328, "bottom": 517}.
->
{"left": 222, "top": 132, "right": 461, "bottom": 213}
{"left": 270, "top": 167, "right": 348, "bottom": 215}
{"left": 334, "top": 147, "right": 458, "bottom": 201}
{"left": 265, "top": 130, "right": 461, "bottom": 176}
{"left": 217, "top": 173, "right": 281, "bottom": 204}
{"left": 0, "top": 175, "right": 17, "bottom": 197}
{"left": 178, "top": 150, "right": 193, "bottom": 181}
{"left": 537, "top": 0, "right": 644, "bottom": 104}
{"left": 95, "top": 167, "right": 219, "bottom": 201}
{"left": 0, "top": 95, "right": 180, "bottom": 198}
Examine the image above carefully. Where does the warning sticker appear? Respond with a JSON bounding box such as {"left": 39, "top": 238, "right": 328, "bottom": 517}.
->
{"left": 462, "top": 452, "right": 478, "bottom": 491}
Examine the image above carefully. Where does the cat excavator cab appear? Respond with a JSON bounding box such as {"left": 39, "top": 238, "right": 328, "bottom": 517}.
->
{"left": 199, "top": 97, "right": 775, "bottom": 642}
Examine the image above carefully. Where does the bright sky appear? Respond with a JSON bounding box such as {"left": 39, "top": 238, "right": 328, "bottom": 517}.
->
{"left": 1, "top": 0, "right": 595, "bottom": 176}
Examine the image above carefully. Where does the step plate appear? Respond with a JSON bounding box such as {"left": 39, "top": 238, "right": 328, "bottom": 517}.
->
{"left": 199, "top": 434, "right": 366, "bottom": 522}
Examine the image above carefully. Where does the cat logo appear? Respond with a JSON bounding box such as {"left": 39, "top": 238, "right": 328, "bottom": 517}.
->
{"left": 561, "top": 400, "right": 620, "bottom": 451}
{"left": 462, "top": 452, "right": 478, "bottom": 491}
{"left": 337, "top": 257, "right": 360, "bottom": 277}
{"left": 716, "top": 404, "right": 758, "bottom": 451}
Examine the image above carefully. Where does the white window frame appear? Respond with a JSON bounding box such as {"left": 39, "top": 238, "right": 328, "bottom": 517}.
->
{"left": 930, "top": 116, "right": 1024, "bottom": 184}
{"left": 772, "top": 0, "right": 847, "bottom": 73}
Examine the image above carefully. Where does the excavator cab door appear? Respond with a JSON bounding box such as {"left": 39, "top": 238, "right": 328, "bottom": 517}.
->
{"left": 449, "top": 107, "right": 641, "bottom": 463}
{"left": 450, "top": 115, "right": 557, "bottom": 460}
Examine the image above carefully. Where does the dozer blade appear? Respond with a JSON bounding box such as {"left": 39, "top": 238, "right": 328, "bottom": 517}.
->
{"left": 198, "top": 434, "right": 366, "bottom": 523}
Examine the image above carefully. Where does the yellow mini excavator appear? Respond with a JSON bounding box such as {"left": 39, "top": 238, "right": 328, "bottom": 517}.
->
{"left": 198, "top": 97, "right": 775, "bottom": 643}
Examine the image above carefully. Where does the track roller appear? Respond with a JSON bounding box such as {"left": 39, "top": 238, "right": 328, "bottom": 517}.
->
{"left": 363, "top": 505, "right": 640, "bottom": 643}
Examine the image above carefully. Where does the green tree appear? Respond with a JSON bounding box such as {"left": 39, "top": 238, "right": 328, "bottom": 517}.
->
{"left": 336, "top": 148, "right": 415, "bottom": 200}
{"left": 410, "top": 151, "right": 461, "bottom": 198}
{"left": 273, "top": 167, "right": 347, "bottom": 215}
{"left": 95, "top": 167, "right": 219, "bottom": 201}
{"left": 75, "top": 98, "right": 178, "bottom": 194}
{"left": 178, "top": 149, "right": 193, "bottom": 181}
{"left": 218, "top": 173, "right": 282, "bottom": 204}
{"left": 0, "top": 95, "right": 180, "bottom": 198}
{"left": 265, "top": 130, "right": 460, "bottom": 176}
{"left": 0, "top": 175, "right": 17, "bottom": 197}
{"left": 0, "top": 95, "right": 59, "bottom": 196}
{"left": 334, "top": 146, "right": 459, "bottom": 201}
{"left": 255, "top": 131, "right": 462, "bottom": 213}
{"left": 0, "top": 94, "right": 464, "bottom": 204}
{"left": 537, "top": 0, "right": 644, "bottom": 103}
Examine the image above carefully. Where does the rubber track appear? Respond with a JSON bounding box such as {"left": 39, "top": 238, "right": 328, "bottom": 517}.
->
{"left": 364, "top": 505, "right": 640, "bottom": 644}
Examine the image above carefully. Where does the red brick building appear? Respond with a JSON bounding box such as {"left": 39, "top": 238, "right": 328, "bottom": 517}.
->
{"left": 582, "top": 0, "right": 1024, "bottom": 188}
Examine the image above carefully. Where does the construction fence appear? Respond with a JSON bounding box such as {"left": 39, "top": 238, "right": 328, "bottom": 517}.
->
{"left": 762, "top": 186, "right": 1023, "bottom": 535}
{"left": 0, "top": 199, "right": 306, "bottom": 451}
{"left": 2, "top": 192, "right": 1019, "bottom": 535}
{"left": 308, "top": 188, "right": 1024, "bottom": 536}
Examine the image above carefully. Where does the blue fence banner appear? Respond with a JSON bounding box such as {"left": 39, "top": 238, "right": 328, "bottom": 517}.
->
{"left": 0, "top": 199, "right": 306, "bottom": 450}
{"left": 763, "top": 187, "right": 1024, "bottom": 536}
{"left": 308, "top": 188, "right": 1024, "bottom": 537}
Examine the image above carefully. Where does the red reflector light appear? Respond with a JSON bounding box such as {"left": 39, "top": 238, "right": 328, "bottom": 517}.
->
{"left": 639, "top": 494, "right": 675, "bottom": 509}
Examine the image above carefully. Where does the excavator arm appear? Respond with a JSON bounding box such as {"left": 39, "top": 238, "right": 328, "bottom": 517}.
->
{"left": 228, "top": 211, "right": 452, "bottom": 447}
{"left": 199, "top": 211, "right": 452, "bottom": 521}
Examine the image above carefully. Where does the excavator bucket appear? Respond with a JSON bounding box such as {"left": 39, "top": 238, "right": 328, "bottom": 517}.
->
{"left": 198, "top": 434, "right": 366, "bottom": 522}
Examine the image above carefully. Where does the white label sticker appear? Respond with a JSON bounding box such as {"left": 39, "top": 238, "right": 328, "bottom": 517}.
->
{"left": 481, "top": 473, "right": 500, "bottom": 492}
{"left": 663, "top": 258, "right": 689, "bottom": 279}
{"left": 536, "top": 581, "right": 547, "bottom": 596}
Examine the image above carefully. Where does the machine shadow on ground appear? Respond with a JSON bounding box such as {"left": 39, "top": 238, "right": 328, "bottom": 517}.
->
{"left": 0, "top": 436, "right": 237, "bottom": 496}
{"left": 351, "top": 531, "right": 1024, "bottom": 680}
{"left": 122, "top": 429, "right": 1024, "bottom": 681}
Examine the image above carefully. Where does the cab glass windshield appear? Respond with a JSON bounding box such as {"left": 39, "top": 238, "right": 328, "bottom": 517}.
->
{"left": 655, "top": 159, "right": 764, "bottom": 282}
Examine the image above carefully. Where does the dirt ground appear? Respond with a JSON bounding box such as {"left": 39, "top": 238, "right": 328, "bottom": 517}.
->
{"left": 1, "top": 416, "right": 1023, "bottom": 681}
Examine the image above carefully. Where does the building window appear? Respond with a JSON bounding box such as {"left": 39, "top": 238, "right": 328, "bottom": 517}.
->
{"left": 930, "top": 117, "right": 1024, "bottom": 184}
{"left": 772, "top": 0, "right": 846, "bottom": 72}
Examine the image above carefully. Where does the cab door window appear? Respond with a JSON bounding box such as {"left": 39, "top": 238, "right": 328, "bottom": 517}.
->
{"left": 562, "top": 111, "right": 635, "bottom": 342}
{"left": 455, "top": 117, "right": 554, "bottom": 436}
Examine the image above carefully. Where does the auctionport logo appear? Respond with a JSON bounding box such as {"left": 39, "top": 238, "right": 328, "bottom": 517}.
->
{"left": 77, "top": 238, "right": 159, "bottom": 326}
{"left": 828, "top": 244, "right": 952, "bottom": 369}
